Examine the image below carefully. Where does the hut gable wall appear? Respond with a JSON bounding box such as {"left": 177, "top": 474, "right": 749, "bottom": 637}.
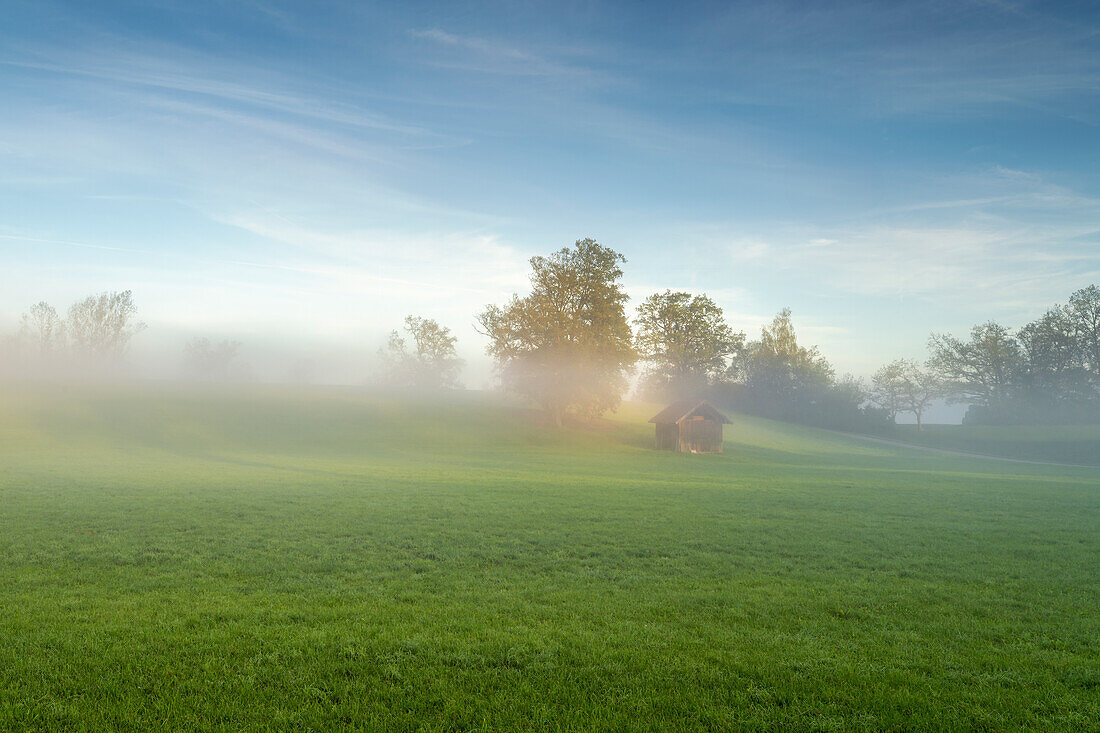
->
{"left": 649, "top": 400, "right": 729, "bottom": 454}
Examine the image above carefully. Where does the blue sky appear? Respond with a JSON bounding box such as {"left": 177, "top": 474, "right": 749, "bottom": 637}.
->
{"left": 3, "top": 0, "right": 1099, "bottom": 384}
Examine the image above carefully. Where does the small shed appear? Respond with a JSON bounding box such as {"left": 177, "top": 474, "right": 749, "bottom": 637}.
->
{"left": 649, "top": 400, "right": 731, "bottom": 453}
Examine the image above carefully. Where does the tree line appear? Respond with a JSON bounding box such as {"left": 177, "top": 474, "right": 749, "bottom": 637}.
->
{"left": 5, "top": 291, "right": 251, "bottom": 381}
{"left": 473, "top": 238, "right": 1099, "bottom": 428}
{"left": 475, "top": 238, "right": 885, "bottom": 429}
{"left": 5, "top": 290, "right": 462, "bottom": 386}
{"left": 5, "top": 292, "right": 146, "bottom": 372}
{"left": 7, "top": 239, "right": 1097, "bottom": 429}
{"left": 915, "top": 285, "right": 1100, "bottom": 425}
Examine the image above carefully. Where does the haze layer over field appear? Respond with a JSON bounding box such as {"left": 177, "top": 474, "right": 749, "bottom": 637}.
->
{"left": 1, "top": 385, "right": 1097, "bottom": 729}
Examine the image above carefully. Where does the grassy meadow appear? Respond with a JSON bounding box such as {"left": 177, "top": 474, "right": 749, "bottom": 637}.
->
{"left": 0, "top": 383, "right": 1098, "bottom": 730}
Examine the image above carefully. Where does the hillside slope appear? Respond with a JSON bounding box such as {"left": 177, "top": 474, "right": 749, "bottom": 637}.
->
{"left": 890, "top": 423, "right": 1100, "bottom": 466}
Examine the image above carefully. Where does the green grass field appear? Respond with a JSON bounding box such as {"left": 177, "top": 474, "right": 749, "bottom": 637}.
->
{"left": 1, "top": 384, "right": 1098, "bottom": 730}
{"left": 893, "top": 423, "right": 1100, "bottom": 466}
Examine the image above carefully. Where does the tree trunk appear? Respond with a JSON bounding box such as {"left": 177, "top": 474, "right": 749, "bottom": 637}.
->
{"left": 916, "top": 409, "right": 923, "bottom": 431}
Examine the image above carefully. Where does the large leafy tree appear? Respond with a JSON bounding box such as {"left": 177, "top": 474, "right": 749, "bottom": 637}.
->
{"left": 477, "top": 238, "right": 636, "bottom": 425}
{"left": 1017, "top": 305, "right": 1090, "bottom": 399}
{"left": 1068, "top": 284, "right": 1100, "bottom": 379}
{"left": 725, "top": 309, "right": 877, "bottom": 428}
{"left": 634, "top": 290, "right": 744, "bottom": 400}
{"left": 736, "top": 308, "right": 833, "bottom": 401}
{"left": 379, "top": 315, "right": 464, "bottom": 390}
{"left": 927, "top": 322, "right": 1022, "bottom": 407}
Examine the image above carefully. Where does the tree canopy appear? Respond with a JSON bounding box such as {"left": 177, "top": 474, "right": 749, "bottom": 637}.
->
{"left": 926, "top": 286, "right": 1100, "bottom": 423}
{"left": 478, "top": 238, "right": 636, "bottom": 425}
{"left": 378, "top": 314, "right": 464, "bottom": 391}
{"left": 379, "top": 315, "right": 464, "bottom": 390}
{"left": 634, "top": 290, "right": 744, "bottom": 401}
{"left": 736, "top": 308, "right": 833, "bottom": 401}
{"left": 714, "top": 308, "right": 886, "bottom": 432}
{"left": 1068, "top": 284, "right": 1100, "bottom": 379}
{"left": 927, "top": 322, "right": 1023, "bottom": 407}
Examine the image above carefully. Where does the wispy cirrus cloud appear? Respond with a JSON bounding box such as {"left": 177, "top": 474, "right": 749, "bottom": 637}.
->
{"left": 409, "top": 28, "right": 603, "bottom": 81}
{"left": 1, "top": 53, "right": 439, "bottom": 139}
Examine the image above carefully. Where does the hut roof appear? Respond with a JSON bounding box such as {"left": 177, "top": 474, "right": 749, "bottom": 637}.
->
{"left": 648, "top": 400, "right": 731, "bottom": 425}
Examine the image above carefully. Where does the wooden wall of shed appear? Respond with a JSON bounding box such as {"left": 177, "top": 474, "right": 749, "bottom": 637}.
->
{"left": 655, "top": 422, "right": 679, "bottom": 451}
{"left": 677, "top": 418, "right": 723, "bottom": 453}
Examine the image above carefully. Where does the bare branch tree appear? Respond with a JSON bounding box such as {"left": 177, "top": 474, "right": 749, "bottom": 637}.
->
{"left": 20, "top": 301, "right": 66, "bottom": 359}
{"left": 67, "top": 290, "right": 146, "bottom": 364}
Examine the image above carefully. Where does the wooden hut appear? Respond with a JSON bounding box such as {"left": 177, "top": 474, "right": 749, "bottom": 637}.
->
{"left": 649, "top": 400, "right": 730, "bottom": 453}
